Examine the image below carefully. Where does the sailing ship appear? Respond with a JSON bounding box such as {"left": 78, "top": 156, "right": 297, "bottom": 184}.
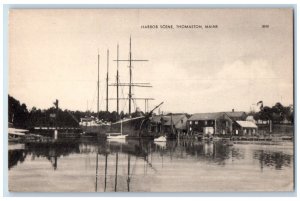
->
{"left": 80, "top": 37, "right": 163, "bottom": 138}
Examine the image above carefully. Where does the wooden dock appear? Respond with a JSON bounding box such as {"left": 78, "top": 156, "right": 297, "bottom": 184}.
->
{"left": 31, "top": 127, "right": 82, "bottom": 138}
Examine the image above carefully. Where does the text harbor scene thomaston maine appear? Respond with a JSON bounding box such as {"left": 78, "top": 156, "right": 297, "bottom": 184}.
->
{"left": 8, "top": 9, "right": 294, "bottom": 192}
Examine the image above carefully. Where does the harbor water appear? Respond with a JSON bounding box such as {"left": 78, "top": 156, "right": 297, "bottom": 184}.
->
{"left": 8, "top": 137, "right": 294, "bottom": 192}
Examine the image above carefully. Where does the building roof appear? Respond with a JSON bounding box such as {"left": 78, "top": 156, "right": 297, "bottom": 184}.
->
{"left": 225, "top": 111, "right": 246, "bottom": 118}
{"left": 236, "top": 121, "right": 258, "bottom": 128}
{"left": 151, "top": 114, "right": 187, "bottom": 125}
{"left": 164, "top": 114, "right": 187, "bottom": 126}
{"left": 189, "top": 111, "right": 247, "bottom": 121}
{"left": 188, "top": 113, "right": 224, "bottom": 121}
{"left": 151, "top": 115, "right": 163, "bottom": 123}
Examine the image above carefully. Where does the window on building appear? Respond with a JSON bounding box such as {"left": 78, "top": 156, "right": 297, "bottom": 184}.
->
{"left": 195, "top": 121, "right": 198, "bottom": 125}
{"left": 205, "top": 121, "right": 207, "bottom": 125}
{"left": 189, "top": 121, "right": 192, "bottom": 125}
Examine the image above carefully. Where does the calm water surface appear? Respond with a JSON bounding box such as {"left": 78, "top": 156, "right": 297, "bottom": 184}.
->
{"left": 8, "top": 138, "right": 294, "bottom": 192}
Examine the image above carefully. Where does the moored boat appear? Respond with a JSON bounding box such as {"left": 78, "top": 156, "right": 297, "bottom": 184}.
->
{"left": 107, "top": 134, "right": 128, "bottom": 140}
{"left": 106, "top": 118, "right": 128, "bottom": 140}
{"left": 154, "top": 136, "right": 167, "bottom": 142}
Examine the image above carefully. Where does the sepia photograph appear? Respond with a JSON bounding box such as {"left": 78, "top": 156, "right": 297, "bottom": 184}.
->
{"left": 7, "top": 8, "right": 294, "bottom": 192}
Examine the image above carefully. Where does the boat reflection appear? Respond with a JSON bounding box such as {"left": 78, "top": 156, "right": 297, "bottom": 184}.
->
{"left": 154, "top": 141, "right": 166, "bottom": 149}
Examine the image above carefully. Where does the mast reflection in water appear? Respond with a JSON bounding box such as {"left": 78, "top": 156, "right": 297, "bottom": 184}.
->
{"left": 8, "top": 138, "right": 294, "bottom": 192}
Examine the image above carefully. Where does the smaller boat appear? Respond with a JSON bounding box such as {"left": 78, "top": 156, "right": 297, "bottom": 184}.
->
{"left": 107, "top": 133, "right": 128, "bottom": 139}
{"left": 154, "top": 136, "right": 167, "bottom": 142}
{"left": 106, "top": 119, "right": 127, "bottom": 139}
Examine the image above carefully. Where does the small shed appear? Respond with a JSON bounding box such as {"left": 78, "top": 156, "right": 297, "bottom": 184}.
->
{"left": 233, "top": 121, "right": 258, "bottom": 135}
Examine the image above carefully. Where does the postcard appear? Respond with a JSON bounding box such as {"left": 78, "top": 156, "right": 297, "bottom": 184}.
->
{"left": 8, "top": 8, "right": 294, "bottom": 192}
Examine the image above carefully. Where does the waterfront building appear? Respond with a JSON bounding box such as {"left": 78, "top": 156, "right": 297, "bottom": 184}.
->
{"left": 187, "top": 111, "right": 255, "bottom": 136}
{"left": 187, "top": 112, "right": 233, "bottom": 135}
{"left": 232, "top": 121, "right": 258, "bottom": 135}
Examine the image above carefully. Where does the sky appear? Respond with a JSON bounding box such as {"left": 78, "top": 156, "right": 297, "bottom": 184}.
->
{"left": 9, "top": 9, "right": 294, "bottom": 114}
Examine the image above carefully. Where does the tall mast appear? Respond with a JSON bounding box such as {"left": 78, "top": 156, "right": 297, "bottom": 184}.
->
{"left": 97, "top": 51, "right": 100, "bottom": 117}
{"left": 129, "top": 36, "right": 132, "bottom": 116}
{"left": 116, "top": 44, "right": 119, "bottom": 115}
{"left": 106, "top": 49, "right": 109, "bottom": 112}
{"left": 111, "top": 37, "right": 151, "bottom": 116}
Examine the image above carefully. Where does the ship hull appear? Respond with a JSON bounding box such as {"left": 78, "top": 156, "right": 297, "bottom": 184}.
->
{"left": 80, "top": 116, "right": 153, "bottom": 138}
{"left": 80, "top": 124, "right": 110, "bottom": 138}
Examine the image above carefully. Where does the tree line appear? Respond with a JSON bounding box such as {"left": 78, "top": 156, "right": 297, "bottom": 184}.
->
{"left": 9, "top": 95, "right": 293, "bottom": 129}
{"left": 251, "top": 102, "right": 293, "bottom": 124}
{"left": 8, "top": 95, "right": 142, "bottom": 129}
